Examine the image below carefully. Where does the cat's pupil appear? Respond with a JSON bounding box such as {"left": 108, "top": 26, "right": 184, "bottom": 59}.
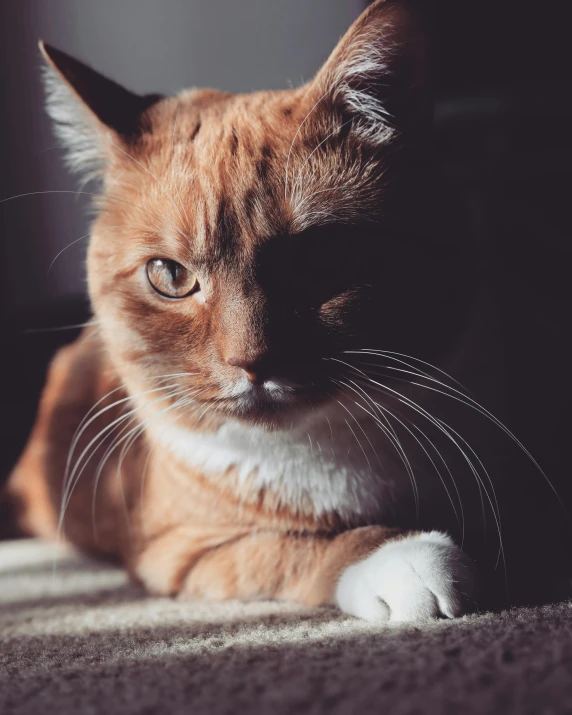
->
{"left": 168, "top": 261, "right": 182, "bottom": 284}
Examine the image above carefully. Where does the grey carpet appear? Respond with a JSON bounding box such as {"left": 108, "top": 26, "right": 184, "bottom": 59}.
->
{"left": 1, "top": 539, "right": 572, "bottom": 715}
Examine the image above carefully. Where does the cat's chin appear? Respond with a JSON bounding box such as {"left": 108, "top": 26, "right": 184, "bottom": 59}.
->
{"left": 219, "top": 382, "right": 330, "bottom": 429}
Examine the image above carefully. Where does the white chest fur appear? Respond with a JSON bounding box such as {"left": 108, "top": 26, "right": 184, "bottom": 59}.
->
{"left": 151, "top": 406, "right": 402, "bottom": 522}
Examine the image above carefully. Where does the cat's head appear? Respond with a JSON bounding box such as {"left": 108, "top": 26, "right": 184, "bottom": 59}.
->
{"left": 42, "top": 0, "right": 473, "bottom": 429}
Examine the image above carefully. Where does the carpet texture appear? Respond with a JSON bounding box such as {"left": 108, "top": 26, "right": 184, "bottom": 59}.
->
{"left": 1, "top": 539, "right": 572, "bottom": 715}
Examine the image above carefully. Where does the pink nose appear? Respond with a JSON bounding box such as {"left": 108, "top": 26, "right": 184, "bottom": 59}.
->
{"left": 227, "top": 357, "right": 265, "bottom": 385}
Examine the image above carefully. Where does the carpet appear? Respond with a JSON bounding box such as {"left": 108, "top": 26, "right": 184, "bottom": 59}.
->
{"left": 1, "top": 539, "right": 572, "bottom": 715}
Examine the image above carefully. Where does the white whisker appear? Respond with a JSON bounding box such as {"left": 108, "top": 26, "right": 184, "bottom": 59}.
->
{"left": 90, "top": 386, "right": 202, "bottom": 542}
{"left": 345, "top": 349, "right": 471, "bottom": 393}
{"left": 64, "top": 372, "right": 196, "bottom": 497}
{"left": 329, "top": 371, "right": 419, "bottom": 517}
{"left": 339, "top": 376, "right": 464, "bottom": 539}
{"left": 353, "top": 373, "right": 507, "bottom": 591}
{"left": 47, "top": 223, "right": 144, "bottom": 275}
{"left": 341, "top": 350, "right": 569, "bottom": 526}
{"left": 60, "top": 380, "right": 191, "bottom": 537}
{"left": 63, "top": 377, "right": 183, "bottom": 511}
{"left": 330, "top": 383, "right": 382, "bottom": 473}
{"left": 24, "top": 321, "right": 99, "bottom": 334}
{"left": 0, "top": 189, "right": 159, "bottom": 222}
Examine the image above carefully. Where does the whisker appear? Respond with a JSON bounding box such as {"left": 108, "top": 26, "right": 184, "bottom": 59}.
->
{"left": 338, "top": 375, "right": 464, "bottom": 538}
{"left": 354, "top": 372, "right": 507, "bottom": 591}
{"left": 358, "top": 383, "right": 463, "bottom": 540}
{"left": 91, "top": 386, "right": 202, "bottom": 542}
{"left": 60, "top": 378, "right": 194, "bottom": 533}
{"left": 330, "top": 382, "right": 383, "bottom": 473}
{"left": 408, "top": 379, "right": 570, "bottom": 523}
{"left": 324, "top": 415, "right": 336, "bottom": 459}
{"left": 137, "top": 395, "right": 205, "bottom": 539}
{"left": 136, "top": 386, "right": 211, "bottom": 539}
{"left": 351, "top": 372, "right": 488, "bottom": 520}
{"left": 61, "top": 387, "right": 177, "bottom": 533}
{"left": 343, "top": 350, "right": 569, "bottom": 526}
{"left": 46, "top": 223, "right": 145, "bottom": 275}
{"left": 64, "top": 372, "right": 197, "bottom": 493}
{"left": 0, "top": 189, "right": 158, "bottom": 221}
{"left": 345, "top": 349, "right": 471, "bottom": 393}
{"left": 63, "top": 379, "right": 172, "bottom": 509}
{"left": 372, "top": 366, "right": 567, "bottom": 529}
{"left": 329, "top": 373, "right": 419, "bottom": 517}
{"left": 328, "top": 357, "right": 497, "bottom": 553}
{"left": 24, "top": 321, "right": 99, "bottom": 334}
{"left": 47, "top": 231, "right": 91, "bottom": 275}
{"left": 89, "top": 413, "right": 139, "bottom": 543}
{"left": 138, "top": 439, "right": 157, "bottom": 539}
{"left": 343, "top": 419, "right": 371, "bottom": 471}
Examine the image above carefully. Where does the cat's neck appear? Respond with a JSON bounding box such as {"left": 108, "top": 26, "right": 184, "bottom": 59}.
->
{"left": 147, "top": 402, "right": 406, "bottom": 524}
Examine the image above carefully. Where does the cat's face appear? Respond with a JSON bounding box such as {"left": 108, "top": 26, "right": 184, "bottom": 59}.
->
{"left": 43, "top": 1, "right": 473, "bottom": 428}
{"left": 88, "top": 88, "right": 398, "bottom": 425}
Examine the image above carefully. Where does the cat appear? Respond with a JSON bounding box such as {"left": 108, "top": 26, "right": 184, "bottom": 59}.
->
{"left": 3, "top": 0, "right": 510, "bottom": 622}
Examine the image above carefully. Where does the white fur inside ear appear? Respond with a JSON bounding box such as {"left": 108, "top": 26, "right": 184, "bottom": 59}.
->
{"left": 43, "top": 66, "right": 105, "bottom": 183}
{"left": 331, "top": 41, "right": 396, "bottom": 145}
{"left": 336, "top": 532, "right": 478, "bottom": 623}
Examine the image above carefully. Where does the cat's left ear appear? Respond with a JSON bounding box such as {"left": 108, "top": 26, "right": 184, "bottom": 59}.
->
{"left": 312, "top": 0, "right": 432, "bottom": 144}
{"left": 40, "top": 41, "right": 162, "bottom": 179}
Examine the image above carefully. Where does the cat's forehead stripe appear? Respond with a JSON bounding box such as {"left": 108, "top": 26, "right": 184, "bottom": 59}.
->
{"left": 108, "top": 88, "right": 376, "bottom": 263}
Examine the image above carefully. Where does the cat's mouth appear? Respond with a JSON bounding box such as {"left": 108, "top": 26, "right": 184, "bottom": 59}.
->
{"left": 212, "top": 378, "right": 331, "bottom": 425}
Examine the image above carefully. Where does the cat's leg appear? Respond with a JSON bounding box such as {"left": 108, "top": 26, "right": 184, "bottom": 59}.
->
{"left": 133, "top": 525, "right": 478, "bottom": 622}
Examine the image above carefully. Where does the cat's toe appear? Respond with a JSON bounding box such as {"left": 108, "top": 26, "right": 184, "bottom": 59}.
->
{"left": 335, "top": 531, "right": 478, "bottom": 623}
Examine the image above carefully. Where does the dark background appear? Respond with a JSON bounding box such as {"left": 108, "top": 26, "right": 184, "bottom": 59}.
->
{"left": 1, "top": 1, "right": 571, "bottom": 601}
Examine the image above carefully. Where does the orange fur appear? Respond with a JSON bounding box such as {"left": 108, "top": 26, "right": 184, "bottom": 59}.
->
{"left": 5, "top": 1, "right": 477, "bottom": 611}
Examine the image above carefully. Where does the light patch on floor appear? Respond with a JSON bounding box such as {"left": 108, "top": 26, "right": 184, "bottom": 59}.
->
{"left": 1, "top": 539, "right": 572, "bottom": 715}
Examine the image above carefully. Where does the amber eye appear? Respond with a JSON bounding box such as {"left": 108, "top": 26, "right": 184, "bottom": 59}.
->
{"left": 146, "top": 259, "right": 199, "bottom": 299}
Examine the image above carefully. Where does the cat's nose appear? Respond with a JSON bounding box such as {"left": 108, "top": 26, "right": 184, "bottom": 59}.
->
{"left": 227, "top": 357, "right": 266, "bottom": 385}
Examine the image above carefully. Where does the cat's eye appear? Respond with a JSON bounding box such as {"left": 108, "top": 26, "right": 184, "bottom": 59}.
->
{"left": 146, "top": 259, "right": 199, "bottom": 299}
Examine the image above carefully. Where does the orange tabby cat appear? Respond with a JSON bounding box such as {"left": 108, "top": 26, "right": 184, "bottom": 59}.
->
{"left": 5, "top": 0, "right": 481, "bottom": 621}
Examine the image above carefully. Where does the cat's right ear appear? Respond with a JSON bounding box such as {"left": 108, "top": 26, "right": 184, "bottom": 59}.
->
{"left": 39, "top": 41, "right": 162, "bottom": 181}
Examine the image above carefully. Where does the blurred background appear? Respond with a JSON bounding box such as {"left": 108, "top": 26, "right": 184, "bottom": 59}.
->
{"left": 1, "top": 0, "right": 571, "bottom": 592}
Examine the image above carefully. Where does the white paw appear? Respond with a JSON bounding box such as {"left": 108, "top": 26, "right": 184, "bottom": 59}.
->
{"left": 336, "top": 532, "right": 478, "bottom": 623}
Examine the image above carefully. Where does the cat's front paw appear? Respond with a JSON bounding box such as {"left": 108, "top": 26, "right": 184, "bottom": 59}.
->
{"left": 336, "top": 532, "right": 478, "bottom": 622}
